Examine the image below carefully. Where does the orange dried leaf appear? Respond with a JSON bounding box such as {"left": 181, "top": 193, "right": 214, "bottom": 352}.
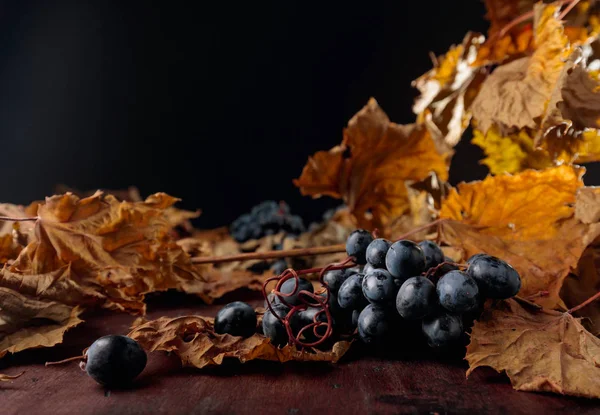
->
{"left": 466, "top": 299, "right": 600, "bottom": 399}
{"left": 440, "top": 165, "right": 600, "bottom": 309}
{"left": 128, "top": 315, "right": 352, "bottom": 369}
{"left": 295, "top": 98, "right": 448, "bottom": 233}
{"left": 8, "top": 192, "right": 203, "bottom": 313}
{"left": 0, "top": 372, "right": 24, "bottom": 382}
{"left": 0, "top": 287, "right": 83, "bottom": 358}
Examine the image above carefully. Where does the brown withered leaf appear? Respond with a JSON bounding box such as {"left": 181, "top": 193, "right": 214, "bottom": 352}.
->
{"left": 295, "top": 98, "right": 448, "bottom": 233}
{"left": 413, "top": 33, "right": 487, "bottom": 150}
{"left": 561, "top": 187, "right": 600, "bottom": 335}
{"left": 7, "top": 192, "right": 203, "bottom": 314}
{"left": 466, "top": 299, "right": 600, "bottom": 399}
{"left": 440, "top": 165, "right": 600, "bottom": 309}
{"left": 128, "top": 315, "right": 352, "bottom": 369}
{"left": 0, "top": 287, "right": 83, "bottom": 358}
{"left": 0, "top": 372, "right": 24, "bottom": 382}
{"left": 472, "top": 4, "right": 574, "bottom": 134}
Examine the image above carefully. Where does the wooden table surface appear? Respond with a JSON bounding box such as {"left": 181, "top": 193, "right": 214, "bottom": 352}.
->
{"left": 1, "top": 291, "right": 599, "bottom": 415}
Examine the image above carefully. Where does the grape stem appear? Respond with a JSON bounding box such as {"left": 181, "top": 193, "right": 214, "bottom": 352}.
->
{"left": 45, "top": 354, "right": 86, "bottom": 367}
{"left": 567, "top": 290, "right": 600, "bottom": 314}
{"left": 192, "top": 218, "right": 448, "bottom": 265}
{"left": 0, "top": 216, "right": 38, "bottom": 222}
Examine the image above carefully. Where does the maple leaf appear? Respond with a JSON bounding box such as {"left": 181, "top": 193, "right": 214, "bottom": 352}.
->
{"left": 128, "top": 315, "right": 352, "bottom": 369}
{"left": 294, "top": 98, "right": 448, "bottom": 233}
{"left": 472, "top": 3, "right": 574, "bottom": 134}
{"left": 439, "top": 165, "right": 600, "bottom": 309}
{"left": 0, "top": 287, "right": 83, "bottom": 358}
{"left": 466, "top": 298, "right": 600, "bottom": 399}
{"left": 413, "top": 33, "right": 487, "bottom": 150}
{"left": 7, "top": 192, "right": 203, "bottom": 314}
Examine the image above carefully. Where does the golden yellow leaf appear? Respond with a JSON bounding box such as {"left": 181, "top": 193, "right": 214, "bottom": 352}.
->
{"left": 471, "top": 126, "right": 553, "bottom": 174}
{"left": 472, "top": 4, "right": 574, "bottom": 133}
{"left": 295, "top": 98, "right": 448, "bottom": 233}
{"left": 440, "top": 165, "right": 600, "bottom": 309}
{"left": 466, "top": 299, "right": 600, "bottom": 399}
{"left": 413, "top": 33, "right": 487, "bottom": 150}
{"left": 8, "top": 192, "right": 203, "bottom": 314}
{"left": 0, "top": 287, "right": 83, "bottom": 358}
{"left": 128, "top": 315, "right": 352, "bottom": 369}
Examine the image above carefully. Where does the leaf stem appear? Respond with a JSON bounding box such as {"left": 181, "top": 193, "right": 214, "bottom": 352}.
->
{"left": 0, "top": 216, "right": 38, "bottom": 222}
{"left": 567, "top": 290, "right": 600, "bottom": 314}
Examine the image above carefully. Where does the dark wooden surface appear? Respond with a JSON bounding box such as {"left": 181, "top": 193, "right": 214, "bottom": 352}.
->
{"left": 2, "top": 291, "right": 599, "bottom": 415}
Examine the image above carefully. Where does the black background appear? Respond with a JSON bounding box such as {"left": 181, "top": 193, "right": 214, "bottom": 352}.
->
{"left": 0, "top": 1, "right": 594, "bottom": 229}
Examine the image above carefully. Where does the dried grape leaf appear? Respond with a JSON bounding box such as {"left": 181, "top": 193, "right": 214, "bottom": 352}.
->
{"left": 440, "top": 165, "right": 600, "bottom": 309}
{"left": 295, "top": 98, "right": 448, "bottom": 233}
{"left": 128, "top": 315, "right": 352, "bottom": 369}
{"left": 472, "top": 4, "right": 574, "bottom": 134}
{"left": 0, "top": 287, "right": 83, "bottom": 358}
{"left": 466, "top": 299, "right": 600, "bottom": 399}
{"left": 413, "top": 33, "right": 487, "bottom": 150}
{"left": 7, "top": 192, "right": 203, "bottom": 314}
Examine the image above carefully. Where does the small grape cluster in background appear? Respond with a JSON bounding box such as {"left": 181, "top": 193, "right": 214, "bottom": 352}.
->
{"left": 214, "top": 229, "right": 522, "bottom": 351}
{"left": 229, "top": 201, "right": 305, "bottom": 243}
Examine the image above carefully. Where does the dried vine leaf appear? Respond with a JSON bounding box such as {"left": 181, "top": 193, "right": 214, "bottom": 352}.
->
{"left": 466, "top": 299, "right": 600, "bottom": 399}
{"left": 472, "top": 4, "right": 574, "bottom": 134}
{"left": 295, "top": 98, "right": 448, "bottom": 233}
{"left": 7, "top": 192, "right": 203, "bottom": 313}
{"left": 0, "top": 287, "right": 83, "bottom": 358}
{"left": 440, "top": 165, "right": 600, "bottom": 309}
{"left": 128, "top": 315, "right": 352, "bottom": 369}
{"left": 0, "top": 372, "right": 23, "bottom": 382}
{"left": 413, "top": 33, "right": 487, "bottom": 150}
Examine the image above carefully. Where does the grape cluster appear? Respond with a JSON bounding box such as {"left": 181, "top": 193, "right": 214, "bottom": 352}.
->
{"left": 230, "top": 201, "right": 305, "bottom": 243}
{"left": 337, "top": 229, "right": 522, "bottom": 348}
{"left": 216, "top": 229, "right": 521, "bottom": 353}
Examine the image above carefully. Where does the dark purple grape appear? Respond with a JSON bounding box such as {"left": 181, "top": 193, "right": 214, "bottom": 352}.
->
{"left": 337, "top": 273, "right": 368, "bottom": 310}
{"left": 361, "top": 269, "right": 397, "bottom": 306}
{"left": 323, "top": 269, "right": 349, "bottom": 293}
{"left": 279, "top": 277, "right": 314, "bottom": 306}
{"left": 346, "top": 229, "right": 374, "bottom": 264}
{"left": 467, "top": 254, "right": 521, "bottom": 299}
{"left": 262, "top": 304, "right": 301, "bottom": 346}
{"left": 214, "top": 301, "right": 257, "bottom": 338}
{"left": 437, "top": 270, "right": 480, "bottom": 313}
{"left": 385, "top": 240, "right": 426, "bottom": 281}
{"left": 422, "top": 313, "right": 463, "bottom": 348}
{"left": 366, "top": 238, "right": 391, "bottom": 269}
{"left": 357, "top": 304, "right": 391, "bottom": 344}
{"left": 418, "top": 240, "right": 444, "bottom": 270}
{"left": 396, "top": 276, "right": 437, "bottom": 320}
{"left": 85, "top": 335, "right": 147, "bottom": 387}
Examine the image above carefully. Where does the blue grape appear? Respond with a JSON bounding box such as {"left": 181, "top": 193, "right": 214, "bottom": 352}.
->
{"left": 418, "top": 240, "right": 444, "bottom": 270}
{"left": 214, "top": 301, "right": 257, "bottom": 338}
{"left": 366, "top": 238, "right": 391, "bottom": 269}
{"left": 363, "top": 263, "right": 375, "bottom": 275}
{"left": 361, "top": 269, "right": 397, "bottom": 306}
{"left": 467, "top": 254, "right": 521, "bottom": 299}
{"left": 271, "top": 259, "right": 288, "bottom": 275}
{"left": 337, "top": 273, "right": 368, "bottom": 310}
{"left": 396, "top": 276, "right": 437, "bottom": 320}
{"left": 357, "top": 304, "right": 390, "bottom": 344}
{"left": 85, "top": 335, "right": 147, "bottom": 387}
{"left": 385, "top": 240, "right": 426, "bottom": 281}
{"left": 279, "top": 277, "right": 314, "bottom": 306}
{"left": 346, "top": 229, "right": 374, "bottom": 264}
{"left": 422, "top": 313, "right": 463, "bottom": 348}
{"left": 297, "top": 307, "right": 330, "bottom": 342}
{"left": 323, "top": 269, "right": 349, "bottom": 293}
{"left": 437, "top": 270, "right": 480, "bottom": 313}
{"left": 262, "top": 304, "right": 300, "bottom": 346}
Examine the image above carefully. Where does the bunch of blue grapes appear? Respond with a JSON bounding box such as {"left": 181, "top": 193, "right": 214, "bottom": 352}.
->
{"left": 340, "top": 230, "right": 522, "bottom": 348}
{"left": 230, "top": 201, "right": 305, "bottom": 243}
